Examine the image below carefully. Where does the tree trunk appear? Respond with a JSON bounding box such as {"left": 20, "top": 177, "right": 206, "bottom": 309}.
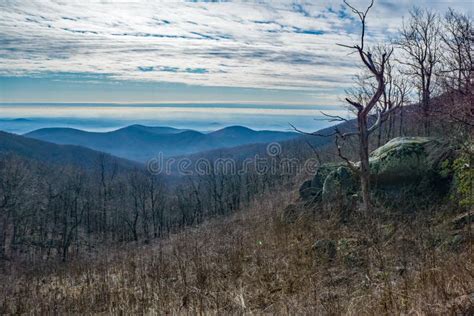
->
{"left": 358, "top": 114, "right": 371, "bottom": 211}
{"left": 377, "top": 119, "right": 383, "bottom": 147}
{"left": 387, "top": 114, "right": 394, "bottom": 141}
{"left": 422, "top": 90, "right": 431, "bottom": 135}
{"left": 399, "top": 106, "right": 404, "bottom": 136}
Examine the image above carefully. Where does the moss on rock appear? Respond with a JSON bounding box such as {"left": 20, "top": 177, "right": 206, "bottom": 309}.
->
{"left": 322, "top": 166, "right": 358, "bottom": 204}
{"left": 369, "top": 137, "right": 434, "bottom": 186}
{"left": 300, "top": 137, "right": 458, "bottom": 210}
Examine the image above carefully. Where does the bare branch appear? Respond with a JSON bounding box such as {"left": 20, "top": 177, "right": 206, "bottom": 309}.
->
{"left": 367, "top": 108, "right": 382, "bottom": 135}
{"left": 335, "top": 135, "right": 359, "bottom": 174}
{"left": 345, "top": 97, "right": 364, "bottom": 112}
{"left": 289, "top": 123, "right": 338, "bottom": 137}
{"left": 336, "top": 43, "right": 358, "bottom": 50}
{"left": 320, "top": 111, "right": 350, "bottom": 122}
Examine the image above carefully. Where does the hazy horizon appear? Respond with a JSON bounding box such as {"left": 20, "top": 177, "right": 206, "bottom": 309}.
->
{"left": 0, "top": 102, "right": 344, "bottom": 134}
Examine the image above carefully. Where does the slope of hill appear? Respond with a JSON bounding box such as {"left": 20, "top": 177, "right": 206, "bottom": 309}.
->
{"left": 24, "top": 125, "right": 299, "bottom": 162}
{"left": 2, "top": 189, "right": 471, "bottom": 314}
{"left": 0, "top": 131, "right": 139, "bottom": 170}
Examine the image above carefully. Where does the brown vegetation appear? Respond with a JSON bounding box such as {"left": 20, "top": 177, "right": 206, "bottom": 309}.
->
{"left": 1, "top": 189, "right": 472, "bottom": 314}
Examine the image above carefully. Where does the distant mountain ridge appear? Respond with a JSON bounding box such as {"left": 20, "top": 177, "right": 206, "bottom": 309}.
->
{"left": 0, "top": 118, "right": 32, "bottom": 122}
{"left": 24, "top": 125, "right": 298, "bottom": 162}
{"left": 0, "top": 131, "right": 139, "bottom": 170}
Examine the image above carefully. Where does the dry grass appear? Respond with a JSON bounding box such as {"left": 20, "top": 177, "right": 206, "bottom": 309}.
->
{"left": 1, "top": 190, "right": 473, "bottom": 314}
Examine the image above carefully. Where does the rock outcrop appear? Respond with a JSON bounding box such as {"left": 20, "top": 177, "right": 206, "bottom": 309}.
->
{"left": 322, "top": 165, "right": 358, "bottom": 204}
{"left": 369, "top": 137, "right": 450, "bottom": 185}
{"left": 299, "top": 137, "right": 455, "bottom": 208}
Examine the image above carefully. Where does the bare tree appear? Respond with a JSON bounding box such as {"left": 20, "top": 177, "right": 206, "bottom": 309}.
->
{"left": 290, "top": 1, "right": 397, "bottom": 211}
{"left": 0, "top": 155, "right": 29, "bottom": 259}
{"left": 376, "top": 55, "right": 411, "bottom": 141}
{"left": 398, "top": 7, "right": 442, "bottom": 135}
{"left": 148, "top": 174, "right": 165, "bottom": 238}
{"left": 345, "top": 46, "right": 409, "bottom": 146}
{"left": 96, "top": 153, "right": 118, "bottom": 240}
{"left": 57, "top": 168, "right": 88, "bottom": 262}
{"left": 440, "top": 8, "right": 473, "bottom": 94}
{"left": 394, "top": 78, "right": 411, "bottom": 137}
{"left": 339, "top": 0, "right": 393, "bottom": 211}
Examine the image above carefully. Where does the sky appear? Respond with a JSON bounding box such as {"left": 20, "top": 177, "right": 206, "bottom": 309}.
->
{"left": 0, "top": 0, "right": 471, "bottom": 132}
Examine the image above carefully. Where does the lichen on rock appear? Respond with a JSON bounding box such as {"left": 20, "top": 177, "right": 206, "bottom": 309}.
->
{"left": 300, "top": 137, "right": 457, "bottom": 209}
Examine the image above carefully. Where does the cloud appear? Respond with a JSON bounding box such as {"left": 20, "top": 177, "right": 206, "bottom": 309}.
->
{"left": 0, "top": 0, "right": 469, "bottom": 104}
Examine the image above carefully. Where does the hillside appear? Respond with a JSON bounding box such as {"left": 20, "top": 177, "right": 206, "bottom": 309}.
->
{"left": 1, "top": 189, "right": 472, "bottom": 314}
{"left": 24, "top": 125, "right": 299, "bottom": 162}
{"left": 1, "top": 102, "right": 472, "bottom": 314}
{"left": 0, "top": 131, "right": 139, "bottom": 170}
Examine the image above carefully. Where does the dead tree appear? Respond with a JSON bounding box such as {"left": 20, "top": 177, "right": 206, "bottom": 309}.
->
{"left": 339, "top": 0, "right": 393, "bottom": 211}
{"left": 292, "top": 0, "right": 396, "bottom": 211}
{"left": 345, "top": 46, "right": 408, "bottom": 146}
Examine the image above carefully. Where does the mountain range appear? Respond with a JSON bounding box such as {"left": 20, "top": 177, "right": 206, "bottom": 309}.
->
{"left": 24, "top": 125, "right": 298, "bottom": 162}
{"left": 0, "top": 131, "right": 138, "bottom": 170}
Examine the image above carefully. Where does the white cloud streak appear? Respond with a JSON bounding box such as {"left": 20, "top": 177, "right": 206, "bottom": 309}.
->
{"left": 0, "top": 0, "right": 469, "bottom": 94}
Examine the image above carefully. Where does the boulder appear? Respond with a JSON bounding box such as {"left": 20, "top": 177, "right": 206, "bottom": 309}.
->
{"left": 369, "top": 137, "right": 448, "bottom": 185}
{"left": 311, "top": 164, "right": 339, "bottom": 188}
{"left": 322, "top": 166, "right": 358, "bottom": 204}
{"left": 299, "top": 137, "right": 455, "bottom": 208}
{"left": 299, "top": 164, "right": 341, "bottom": 202}
{"left": 369, "top": 137, "right": 454, "bottom": 205}
{"left": 321, "top": 166, "right": 358, "bottom": 218}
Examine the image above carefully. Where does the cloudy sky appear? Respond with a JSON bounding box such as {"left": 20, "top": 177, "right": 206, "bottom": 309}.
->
{"left": 0, "top": 0, "right": 470, "bottom": 131}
